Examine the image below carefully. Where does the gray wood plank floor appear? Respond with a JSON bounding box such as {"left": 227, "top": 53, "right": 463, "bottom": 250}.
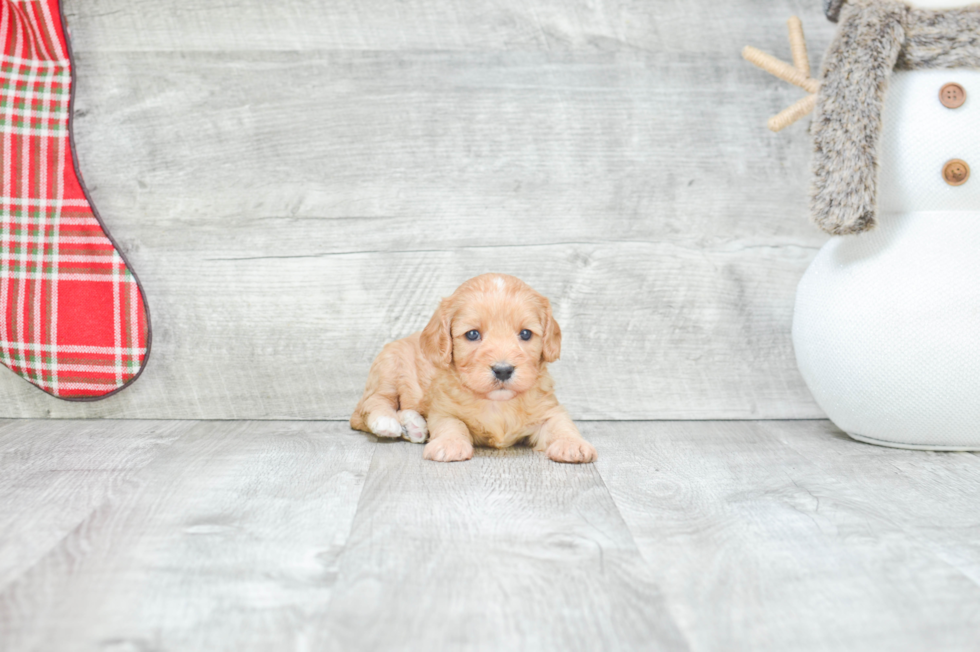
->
{"left": 0, "top": 0, "right": 835, "bottom": 419}
{"left": 2, "top": 419, "right": 978, "bottom": 651}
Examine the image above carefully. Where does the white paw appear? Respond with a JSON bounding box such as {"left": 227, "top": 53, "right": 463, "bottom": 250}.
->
{"left": 546, "top": 438, "right": 597, "bottom": 464}
{"left": 369, "top": 416, "right": 404, "bottom": 439}
{"left": 423, "top": 437, "right": 473, "bottom": 462}
{"left": 398, "top": 410, "right": 428, "bottom": 444}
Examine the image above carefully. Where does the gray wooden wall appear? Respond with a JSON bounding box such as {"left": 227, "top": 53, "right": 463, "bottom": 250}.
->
{"left": 0, "top": 0, "right": 837, "bottom": 420}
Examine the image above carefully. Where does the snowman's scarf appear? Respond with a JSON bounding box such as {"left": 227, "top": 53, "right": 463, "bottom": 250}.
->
{"left": 811, "top": 0, "right": 980, "bottom": 235}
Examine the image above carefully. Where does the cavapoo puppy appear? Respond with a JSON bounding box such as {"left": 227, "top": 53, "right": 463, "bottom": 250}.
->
{"left": 350, "top": 273, "right": 597, "bottom": 463}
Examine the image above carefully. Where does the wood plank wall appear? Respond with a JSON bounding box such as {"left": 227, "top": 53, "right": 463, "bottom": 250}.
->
{"left": 0, "top": 0, "right": 837, "bottom": 419}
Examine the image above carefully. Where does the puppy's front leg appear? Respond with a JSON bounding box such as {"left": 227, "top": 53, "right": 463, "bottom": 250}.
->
{"left": 423, "top": 415, "right": 474, "bottom": 462}
{"left": 532, "top": 409, "right": 597, "bottom": 464}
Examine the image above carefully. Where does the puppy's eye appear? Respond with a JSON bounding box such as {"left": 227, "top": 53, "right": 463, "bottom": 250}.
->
{"left": 465, "top": 330, "right": 481, "bottom": 341}
{"left": 519, "top": 329, "right": 532, "bottom": 341}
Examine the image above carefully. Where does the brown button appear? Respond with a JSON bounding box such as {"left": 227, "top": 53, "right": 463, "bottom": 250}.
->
{"left": 943, "top": 159, "right": 970, "bottom": 186}
{"left": 940, "top": 82, "right": 966, "bottom": 109}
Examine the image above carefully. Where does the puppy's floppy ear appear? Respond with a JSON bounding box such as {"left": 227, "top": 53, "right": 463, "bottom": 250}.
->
{"left": 420, "top": 298, "right": 454, "bottom": 367}
{"left": 541, "top": 297, "right": 561, "bottom": 363}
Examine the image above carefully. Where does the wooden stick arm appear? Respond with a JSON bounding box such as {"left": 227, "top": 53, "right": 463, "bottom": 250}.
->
{"left": 787, "top": 16, "right": 810, "bottom": 78}
{"left": 768, "top": 93, "right": 817, "bottom": 132}
{"left": 741, "top": 17, "right": 820, "bottom": 131}
{"left": 742, "top": 46, "right": 820, "bottom": 94}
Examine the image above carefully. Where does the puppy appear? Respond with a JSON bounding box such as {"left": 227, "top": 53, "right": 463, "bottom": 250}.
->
{"left": 350, "top": 273, "right": 597, "bottom": 463}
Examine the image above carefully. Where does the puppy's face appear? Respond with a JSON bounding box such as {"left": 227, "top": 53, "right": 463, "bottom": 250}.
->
{"left": 420, "top": 274, "right": 561, "bottom": 401}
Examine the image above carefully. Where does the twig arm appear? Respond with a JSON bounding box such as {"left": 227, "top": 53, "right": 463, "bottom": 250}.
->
{"left": 768, "top": 93, "right": 817, "bottom": 132}
{"left": 742, "top": 46, "right": 819, "bottom": 93}
{"left": 787, "top": 16, "right": 810, "bottom": 77}
{"left": 742, "top": 16, "right": 820, "bottom": 131}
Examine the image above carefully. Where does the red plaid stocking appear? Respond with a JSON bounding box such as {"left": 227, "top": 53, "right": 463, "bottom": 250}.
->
{"left": 1, "top": 0, "right": 149, "bottom": 399}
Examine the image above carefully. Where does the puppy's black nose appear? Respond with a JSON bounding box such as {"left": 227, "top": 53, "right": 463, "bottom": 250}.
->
{"left": 492, "top": 364, "right": 514, "bottom": 381}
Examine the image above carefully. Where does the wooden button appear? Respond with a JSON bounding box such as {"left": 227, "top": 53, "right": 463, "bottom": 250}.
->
{"left": 940, "top": 82, "right": 966, "bottom": 109}
{"left": 943, "top": 159, "right": 970, "bottom": 186}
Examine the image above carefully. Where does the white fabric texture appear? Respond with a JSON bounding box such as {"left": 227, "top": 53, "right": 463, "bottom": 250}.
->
{"left": 795, "top": 70, "right": 980, "bottom": 450}
{"left": 878, "top": 71, "right": 980, "bottom": 213}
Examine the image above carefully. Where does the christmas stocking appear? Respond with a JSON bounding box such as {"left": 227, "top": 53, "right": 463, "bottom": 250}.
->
{"left": 1, "top": 0, "right": 149, "bottom": 399}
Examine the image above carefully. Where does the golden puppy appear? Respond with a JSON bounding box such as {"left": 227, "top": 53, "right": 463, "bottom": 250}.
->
{"left": 350, "top": 273, "right": 597, "bottom": 463}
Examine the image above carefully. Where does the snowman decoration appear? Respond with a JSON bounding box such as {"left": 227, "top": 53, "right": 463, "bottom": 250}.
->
{"left": 745, "top": 0, "right": 980, "bottom": 450}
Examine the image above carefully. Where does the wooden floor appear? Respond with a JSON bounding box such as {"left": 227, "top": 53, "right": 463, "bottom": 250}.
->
{"left": 2, "top": 418, "right": 978, "bottom": 651}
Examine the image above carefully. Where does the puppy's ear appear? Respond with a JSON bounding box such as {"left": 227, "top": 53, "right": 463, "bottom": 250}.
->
{"left": 541, "top": 297, "right": 562, "bottom": 363}
{"left": 420, "top": 298, "right": 454, "bottom": 367}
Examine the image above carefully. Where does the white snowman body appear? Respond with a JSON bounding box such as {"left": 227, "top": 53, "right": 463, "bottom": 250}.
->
{"left": 793, "top": 0, "right": 980, "bottom": 449}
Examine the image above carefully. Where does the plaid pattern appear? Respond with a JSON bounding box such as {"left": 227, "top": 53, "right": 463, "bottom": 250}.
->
{"left": 1, "top": 0, "right": 148, "bottom": 399}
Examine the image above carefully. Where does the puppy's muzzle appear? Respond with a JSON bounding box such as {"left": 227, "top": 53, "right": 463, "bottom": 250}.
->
{"left": 491, "top": 363, "right": 514, "bottom": 382}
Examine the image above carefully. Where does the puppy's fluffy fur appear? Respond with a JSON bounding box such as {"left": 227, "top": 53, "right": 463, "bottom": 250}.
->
{"left": 350, "top": 274, "right": 597, "bottom": 463}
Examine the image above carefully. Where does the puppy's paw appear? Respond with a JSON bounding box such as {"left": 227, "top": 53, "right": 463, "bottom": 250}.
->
{"left": 423, "top": 437, "right": 474, "bottom": 462}
{"left": 546, "top": 438, "right": 597, "bottom": 464}
{"left": 369, "top": 415, "right": 404, "bottom": 439}
{"left": 397, "top": 410, "right": 428, "bottom": 444}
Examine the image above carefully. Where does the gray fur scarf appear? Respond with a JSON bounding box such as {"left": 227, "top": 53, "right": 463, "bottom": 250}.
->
{"left": 811, "top": 0, "right": 980, "bottom": 235}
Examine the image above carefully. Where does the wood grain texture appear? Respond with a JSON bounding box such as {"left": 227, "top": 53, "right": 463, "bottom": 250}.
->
{"left": 0, "top": 421, "right": 375, "bottom": 651}
{"left": 316, "top": 439, "right": 688, "bottom": 652}
{"left": 0, "top": 40, "right": 831, "bottom": 419}
{"left": 3, "top": 419, "right": 978, "bottom": 650}
{"left": 0, "top": 420, "right": 185, "bottom": 591}
{"left": 64, "top": 0, "right": 831, "bottom": 54}
{"left": 0, "top": 1, "right": 838, "bottom": 418}
{"left": 589, "top": 420, "right": 980, "bottom": 652}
